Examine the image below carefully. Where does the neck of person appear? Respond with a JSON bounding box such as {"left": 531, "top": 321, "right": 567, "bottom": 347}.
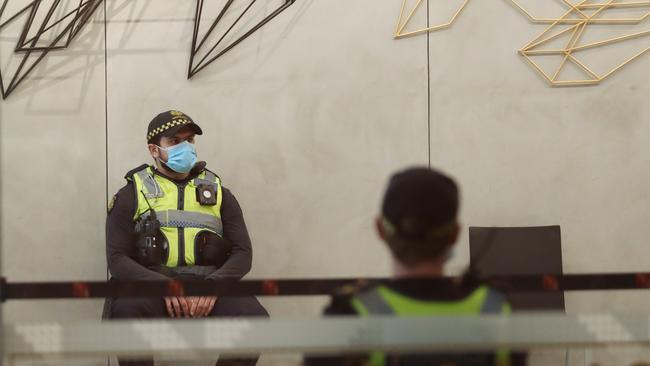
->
{"left": 155, "top": 160, "right": 190, "bottom": 181}
{"left": 393, "top": 258, "right": 445, "bottom": 278}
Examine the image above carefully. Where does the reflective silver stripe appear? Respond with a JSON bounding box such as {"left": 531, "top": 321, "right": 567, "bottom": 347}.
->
{"left": 152, "top": 210, "right": 223, "bottom": 235}
{"left": 135, "top": 170, "right": 164, "bottom": 199}
{"left": 204, "top": 171, "right": 217, "bottom": 182}
{"left": 169, "top": 265, "right": 217, "bottom": 278}
{"left": 358, "top": 287, "right": 506, "bottom": 316}
{"left": 480, "top": 289, "right": 507, "bottom": 314}
{"left": 356, "top": 289, "right": 394, "bottom": 315}
{"left": 193, "top": 171, "right": 218, "bottom": 187}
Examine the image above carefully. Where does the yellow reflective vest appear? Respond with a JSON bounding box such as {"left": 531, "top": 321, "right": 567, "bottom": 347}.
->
{"left": 351, "top": 284, "right": 512, "bottom": 366}
{"left": 128, "top": 165, "right": 223, "bottom": 267}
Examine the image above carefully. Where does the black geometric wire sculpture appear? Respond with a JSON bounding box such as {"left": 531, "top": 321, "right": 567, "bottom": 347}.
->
{"left": 0, "top": 0, "right": 297, "bottom": 99}
{"left": 0, "top": 0, "right": 104, "bottom": 99}
{"left": 188, "top": 0, "right": 296, "bottom": 78}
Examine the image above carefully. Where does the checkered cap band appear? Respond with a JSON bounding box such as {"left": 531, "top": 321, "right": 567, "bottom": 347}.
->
{"left": 147, "top": 118, "right": 191, "bottom": 141}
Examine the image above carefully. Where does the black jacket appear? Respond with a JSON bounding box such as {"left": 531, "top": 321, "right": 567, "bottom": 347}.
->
{"left": 106, "top": 163, "right": 253, "bottom": 281}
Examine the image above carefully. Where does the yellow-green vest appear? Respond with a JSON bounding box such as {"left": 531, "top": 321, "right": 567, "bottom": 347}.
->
{"left": 129, "top": 165, "right": 223, "bottom": 267}
{"left": 351, "top": 285, "right": 512, "bottom": 366}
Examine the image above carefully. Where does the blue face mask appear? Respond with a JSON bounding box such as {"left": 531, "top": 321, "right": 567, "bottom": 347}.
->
{"left": 158, "top": 141, "right": 197, "bottom": 174}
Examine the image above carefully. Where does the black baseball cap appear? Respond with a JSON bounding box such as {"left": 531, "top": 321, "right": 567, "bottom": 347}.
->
{"left": 147, "top": 110, "right": 203, "bottom": 143}
{"left": 381, "top": 167, "right": 459, "bottom": 242}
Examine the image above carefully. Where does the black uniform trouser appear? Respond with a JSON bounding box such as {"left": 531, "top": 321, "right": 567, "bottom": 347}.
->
{"left": 108, "top": 296, "right": 269, "bottom": 366}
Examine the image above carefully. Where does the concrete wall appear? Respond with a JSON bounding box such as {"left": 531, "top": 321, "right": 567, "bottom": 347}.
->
{"left": 2, "top": 0, "right": 650, "bottom": 365}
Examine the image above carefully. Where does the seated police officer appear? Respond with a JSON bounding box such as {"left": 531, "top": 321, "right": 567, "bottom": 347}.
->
{"left": 106, "top": 110, "right": 268, "bottom": 366}
{"left": 305, "top": 167, "right": 526, "bottom": 366}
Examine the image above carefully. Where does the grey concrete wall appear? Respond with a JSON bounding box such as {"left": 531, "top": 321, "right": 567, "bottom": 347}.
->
{"left": 0, "top": 0, "right": 107, "bottom": 324}
{"left": 430, "top": 0, "right": 650, "bottom": 303}
{"left": 2, "top": 0, "right": 650, "bottom": 365}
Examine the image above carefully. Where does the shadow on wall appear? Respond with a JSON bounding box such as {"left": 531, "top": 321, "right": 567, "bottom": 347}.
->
{"left": 0, "top": 0, "right": 152, "bottom": 114}
{"left": 0, "top": 0, "right": 315, "bottom": 111}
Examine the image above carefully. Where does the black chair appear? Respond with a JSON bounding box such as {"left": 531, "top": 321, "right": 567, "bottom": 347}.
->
{"left": 469, "top": 225, "right": 565, "bottom": 311}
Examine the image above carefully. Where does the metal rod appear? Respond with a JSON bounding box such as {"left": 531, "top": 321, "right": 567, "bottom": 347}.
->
{"left": 193, "top": 0, "right": 233, "bottom": 54}
{"left": 188, "top": 0, "right": 295, "bottom": 78}
{"left": 18, "top": 0, "right": 62, "bottom": 49}
{"left": 394, "top": 0, "right": 471, "bottom": 39}
{"left": 17, "top": 0, "right": 92, "bottom": 50}
{"left": 0, "top": 1, "right": 33, "bottom": 31}
{"left": 5, "top": 273, "right": 650, "bottom": 300}
{"left": 15, "top": 0, "right": 40, "bottom": 51}
{"left": 187, "top": 0, "right": 204, "bottom": 78}
{"left": 514, "top": 0, "right": 650, "bottom": 86}
{"left": 191, "top": 0, "right": 258, "bottom": 74}
{"left": 192, "top": 0, "right": 294, "bottom": 76}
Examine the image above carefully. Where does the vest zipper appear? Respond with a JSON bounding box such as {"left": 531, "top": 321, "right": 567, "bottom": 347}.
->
{"left": 177, "top": 184, "right": 186, "bottom": 266}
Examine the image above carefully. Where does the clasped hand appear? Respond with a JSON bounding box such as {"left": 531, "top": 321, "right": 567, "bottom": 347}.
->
{"left": 164, "top": 296, "right": 217, "bottom": 318}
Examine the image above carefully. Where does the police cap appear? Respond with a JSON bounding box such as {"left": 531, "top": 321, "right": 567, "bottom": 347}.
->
{"left": 381, "top": 167, "right": 459, "bottom": 243}
{"left": 147, "top": 110, "right": 203, "bottom": 143}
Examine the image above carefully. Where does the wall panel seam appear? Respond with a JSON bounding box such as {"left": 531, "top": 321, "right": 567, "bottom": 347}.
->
{"left": 427, "top": 0, "right": 432, "bottom": 167}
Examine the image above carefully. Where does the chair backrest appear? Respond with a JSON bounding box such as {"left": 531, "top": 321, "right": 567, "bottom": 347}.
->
{"left": 469, "top": 225, "right": 565, "bottom": 311}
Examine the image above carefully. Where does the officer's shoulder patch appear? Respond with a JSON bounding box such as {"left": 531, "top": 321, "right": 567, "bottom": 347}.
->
{"left": 124, "top": 164, "right": 150, "bottom": 180}
{"left": 108, "top": 193, "right": 118, "bottom": 213}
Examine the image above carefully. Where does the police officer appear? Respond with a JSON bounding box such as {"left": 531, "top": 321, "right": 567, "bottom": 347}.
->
{"left": 305, "top": 167, "right": 526, "bottom": 366}
{"left": 106, "top": 110, "right": 268, "bottom": 366}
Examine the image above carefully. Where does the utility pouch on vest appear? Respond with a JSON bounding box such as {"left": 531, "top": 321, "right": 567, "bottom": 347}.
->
{"left": 196, "top": 232, "right": 232, "bottom": 267}
{"left": 196, "top": 184, "right": 217, "bottom": 206}
{"left": 135, "top": 213, "right": 166, "bottom": 267}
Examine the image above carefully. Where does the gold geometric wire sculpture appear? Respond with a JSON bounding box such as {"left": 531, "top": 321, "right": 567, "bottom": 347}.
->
{"left": 510, "top": 0, "right": 650, "bottom": 24}
{"left": 394, "top": 0, "right": 470, "bottom": 39}
{"left": 511, "top": 0, "right": 650, "bottom": 86}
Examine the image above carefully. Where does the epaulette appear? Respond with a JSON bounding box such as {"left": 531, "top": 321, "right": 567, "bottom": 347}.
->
{"left": 203, "top": 167, "right": 221, "bottom": 181}
{"left": 190, "top": 162, "right": 221, "bottom": 182}
{"left": 124, "top": 164, "right": 150, "bottom": 181}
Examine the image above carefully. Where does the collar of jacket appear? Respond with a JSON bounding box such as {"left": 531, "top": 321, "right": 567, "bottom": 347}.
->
{"left": 153, "top": 161, "right": 207, "bottom": 184}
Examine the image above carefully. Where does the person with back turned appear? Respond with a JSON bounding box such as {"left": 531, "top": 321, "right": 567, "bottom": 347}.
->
{"left": 305, "top": 167, "right": 526, "bottom": 366}
{"left": 105, "top": 110, "right": 268, "bottom": 366}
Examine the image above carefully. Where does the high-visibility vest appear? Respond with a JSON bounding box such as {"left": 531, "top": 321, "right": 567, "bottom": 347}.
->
{"left": 351, "top": 284, "right": 512, "bottom": 366}
{"left": 129, "top": 165, "right": 223, "bottom": 267}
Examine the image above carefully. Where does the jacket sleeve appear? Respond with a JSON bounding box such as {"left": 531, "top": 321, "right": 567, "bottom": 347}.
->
{"left": 106, "top": 183, "right": 169, "bottom": 281}
{"left": 205, "top": 187, "right": 253, "bottom": 281}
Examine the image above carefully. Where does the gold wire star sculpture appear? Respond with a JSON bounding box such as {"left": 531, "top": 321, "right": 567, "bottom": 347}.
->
{"left": 394, "top": 0, "right": 470, "bottom": 39}
{"left": 510, "top": 0, "right": 650, "bottom": 86}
